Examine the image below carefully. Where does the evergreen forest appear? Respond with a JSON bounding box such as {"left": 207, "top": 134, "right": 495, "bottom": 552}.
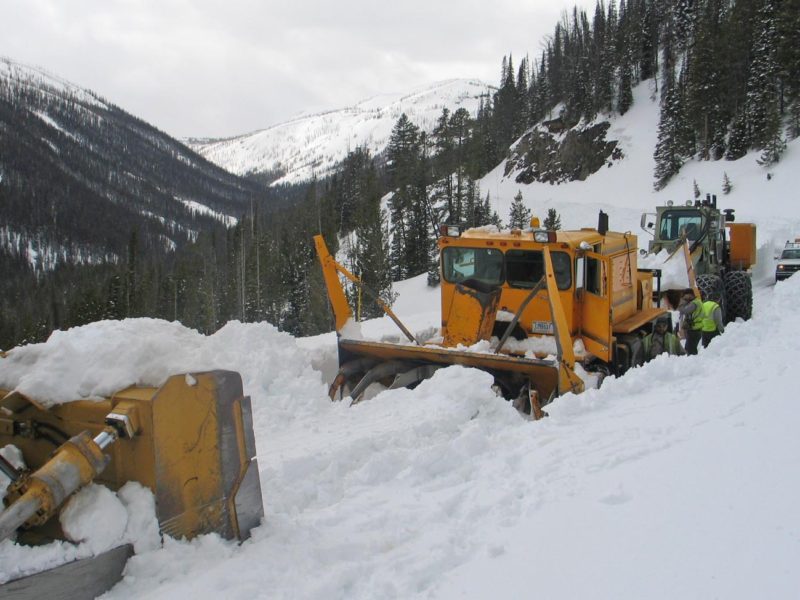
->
{"left": 1, "top": 0, "right": 798, "bottom": 349}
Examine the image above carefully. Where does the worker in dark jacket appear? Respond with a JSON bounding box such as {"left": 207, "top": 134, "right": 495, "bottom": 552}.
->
{"left": 678, "top": 290, "right": 703, "bottom": 355}
{"left": 643, "top": 315, "right": 685, "bottom": 361}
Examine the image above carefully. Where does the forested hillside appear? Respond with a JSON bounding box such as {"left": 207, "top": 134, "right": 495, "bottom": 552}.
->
{"left": 294, "top": 0, "right": 799, "bottom": 324}
{"left": 2, "top": 0, "right": 798, "bottom": 351}
{"left": 0, "top": 59, "right": 285, "bottom": 347}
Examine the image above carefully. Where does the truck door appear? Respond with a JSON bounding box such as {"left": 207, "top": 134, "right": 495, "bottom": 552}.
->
{"left": 580, "top": 251, "right": 612, "bottom": 362}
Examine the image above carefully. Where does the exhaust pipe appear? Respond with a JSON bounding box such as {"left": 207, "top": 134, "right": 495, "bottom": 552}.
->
{"left": 598, "top": 210, "right": 609, "bottom": 236}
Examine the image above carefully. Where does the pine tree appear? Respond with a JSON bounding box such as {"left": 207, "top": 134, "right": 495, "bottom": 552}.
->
{"left": 493, "top": 54, "right": 521, "bottom": 151}
{"left": 685, "top": 0, "right": 726, "bottom": 159}
{"left": 718, "top": 0, "right": 760, "bottom": 136}
{"left": 515, "top": 57, "right": 531, "bottom": 134}
{"left": 617, "top": 55, "right": 634, "bottom": 115}
{"left": 543, "top": 208, "right": 562, "bottom": 230}
{"left": 535, "top": 53, "right": 551, "bottom": 121}
{"left": 757, "top": 107, "right": 787, "bottom": 166}
{"left": 594, "top": 0, "right": 616, "bottom": 114}
{"left": 462, "top": 178, "right": 481, "bottom": 228}
{"left": 639, "top": 0, "right": 659, "bottom": 82}
{"left": 725, "top": 109, "right": 750, "bottom": 160}
{"left": 125, "top": 229, "right": 138, "bottom": 317}
{"left": 722, "top": 172, "right": 733, "bottom": 194}
{"left": 745, "top": 0, "right": 780, "bottom": 149}
{"left": 386, "top": 114, "right": 422, "bottom": 280}
{"left": 653, "top": 79, "right": 684, "bottom": 190}
{"left": 351, "top": 172, "right": 394, "bottom": 318}
{"left": 508, "top": 190, "right": 531, "bottom": 230}
{"left": 788, "top": 101, "right": 800, "bottom": 141}
{"left": 482, "top": 192, "right": 503, "bottom": 229}
{"left": 777, "top": 0, "right": 800, "bottom": 139}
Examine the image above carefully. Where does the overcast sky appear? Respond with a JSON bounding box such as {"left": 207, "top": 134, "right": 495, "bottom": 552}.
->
{"left": 4, "top": 0, "right": 595, "bottom": 140}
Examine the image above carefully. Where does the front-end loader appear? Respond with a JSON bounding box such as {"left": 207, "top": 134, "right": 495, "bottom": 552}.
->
{"left": 641, "top": 194, "right": 756, "bottom": 321}
{"left": 316, "top": 212, "right": 667, "bottom": 417}
{"left": 0, "top": 370, "right": 264, "bottom": 598}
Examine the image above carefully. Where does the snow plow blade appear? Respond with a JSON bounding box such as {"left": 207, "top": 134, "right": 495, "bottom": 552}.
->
{"left": 0, "top": 544, "right": 133, "bottom": 600}
{"left": 331, "top": 338, "right": 561, "bottom": 405}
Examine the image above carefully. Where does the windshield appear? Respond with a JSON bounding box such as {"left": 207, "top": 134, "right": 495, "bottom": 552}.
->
{"left": 442, "top": 247, "right": 504, "bottom": 286}
{"left": 505, "top": 250, "right": 571, "bottom": 290}
{"left": 442, "top": 247, "right": 571, "bottom": 290}
{"left": 781, "top": 249, "right": 800, "bottom": 260}
{"left": 659, "top": 210, "right": 703, "bottom": 241}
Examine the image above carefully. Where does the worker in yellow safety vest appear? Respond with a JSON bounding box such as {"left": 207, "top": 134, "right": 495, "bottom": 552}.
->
{"left": 699, "top": 295, "right": 725, "bottom": 347}
{"left": 678, "top": 290, "right": 704, "bottom": 355}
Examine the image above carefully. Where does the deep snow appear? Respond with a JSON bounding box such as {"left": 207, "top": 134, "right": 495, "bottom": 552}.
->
{"left": 1, "top": 80, "right": 800, "bottom": 598}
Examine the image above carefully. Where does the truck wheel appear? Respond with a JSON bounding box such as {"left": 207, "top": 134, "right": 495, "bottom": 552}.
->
{"left": 696, "top": 274, "right": 726, "bottom": 320}
{"left": 724, "top": 271, "right": 753, "bottom": 321}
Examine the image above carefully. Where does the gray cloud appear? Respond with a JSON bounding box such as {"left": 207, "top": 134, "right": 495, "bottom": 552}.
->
{"left": 4, "top": 0, "right": 594, "bottom": 139}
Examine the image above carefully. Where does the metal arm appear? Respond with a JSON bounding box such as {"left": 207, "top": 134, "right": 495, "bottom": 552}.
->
{"left": 314, "top": 235, "right": 418, "bottom": 345}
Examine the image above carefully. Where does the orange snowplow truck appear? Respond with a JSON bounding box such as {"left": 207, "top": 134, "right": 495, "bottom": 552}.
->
{"left": 315, "top": 212, "right": 667, "bottom": 417}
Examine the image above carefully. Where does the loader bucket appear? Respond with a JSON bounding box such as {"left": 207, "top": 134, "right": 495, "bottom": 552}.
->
{"left": 0, "top": 544, "right": 133, "bottom": 600}
{"left": 0, "top": 370, "right": 264, "bottom": 597}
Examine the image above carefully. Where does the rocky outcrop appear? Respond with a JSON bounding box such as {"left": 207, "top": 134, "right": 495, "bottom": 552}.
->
{"left": 504, "top": 122, "right": 623, "bottom": 185}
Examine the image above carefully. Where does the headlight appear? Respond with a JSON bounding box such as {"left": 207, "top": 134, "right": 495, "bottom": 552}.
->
{"left": 533, "top": 231, "right": 556, "bottom": 243}
{"left": 440, "top": 224, "right": 461, "bottom": 237}
{"left": 777, "top": 264, "right": 785, "bottom": 270}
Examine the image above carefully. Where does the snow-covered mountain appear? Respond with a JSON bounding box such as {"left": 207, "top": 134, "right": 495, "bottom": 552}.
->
{"left": 189, "top": 79, "right": 495, "bottom": 186}
{"left": 0, "top": 57, "right": 265, "bottom": 270}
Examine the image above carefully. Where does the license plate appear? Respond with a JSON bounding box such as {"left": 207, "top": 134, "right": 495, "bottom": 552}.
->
{"left": 532, "top": 321, "right": 554, "bottom": 334}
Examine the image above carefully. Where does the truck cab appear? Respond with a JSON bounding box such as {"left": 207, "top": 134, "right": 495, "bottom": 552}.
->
{"left": 776, "top": 241, "right": 800, "bottom": 282}
{"left": 642, "top": 198, "right": 728, "bottom": 273}
{"left": 438, "top": 221, "right": 664, "bottom": 372}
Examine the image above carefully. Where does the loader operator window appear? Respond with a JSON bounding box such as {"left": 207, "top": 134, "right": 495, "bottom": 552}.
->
{"left": 505, "top": 250, "right": 571, "bottom": 290}
{"left": 442, "top": 247, "right": 504, "bottom": 286}
{"left": 659, "top": 210, "right": 703, "bottom": 241}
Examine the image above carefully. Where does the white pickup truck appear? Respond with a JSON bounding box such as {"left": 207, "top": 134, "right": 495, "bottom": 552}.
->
{"left": 776, "top": 241, "right": 800, "bottom": 282}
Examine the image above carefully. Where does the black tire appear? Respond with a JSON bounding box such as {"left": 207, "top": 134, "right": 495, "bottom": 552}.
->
{"left": 724, "top": 271, "right": 753, "bottom": 322}
{"left": 696, "top": 274, "right": 725, "bottom": 320}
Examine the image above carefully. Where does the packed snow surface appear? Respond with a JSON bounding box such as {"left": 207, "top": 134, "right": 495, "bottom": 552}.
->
{"left": 1, "top": 79, "right": 800, "bottom": 598}
{"left": 1, "top": 272, "right": 799, "bottom": 598}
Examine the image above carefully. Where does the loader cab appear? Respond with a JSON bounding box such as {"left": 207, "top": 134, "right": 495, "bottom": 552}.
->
{"left": 657, "top": 209, "right": 703, "bottom": 242}
{"left": 647, "top": 196, "right": 728, "bottom": 256}
{"left": 438, "top": 225, "right": 657, "bottom": 370}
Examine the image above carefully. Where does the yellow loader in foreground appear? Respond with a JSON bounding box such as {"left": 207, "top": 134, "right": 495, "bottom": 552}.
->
{"left": 0, "top": 370, "right": 263, "bottom": 599}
